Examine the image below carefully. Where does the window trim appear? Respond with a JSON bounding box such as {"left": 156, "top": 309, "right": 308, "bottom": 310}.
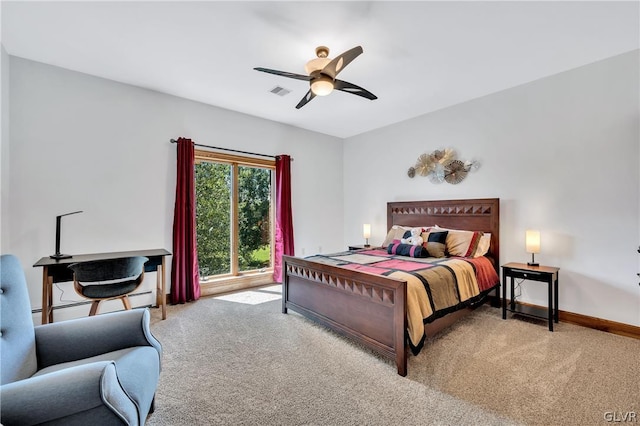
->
{"left": 195, "top": 150, "right": 275, "bottom": 169}
{"left": 194, "top": 149, "right": 275, "bottom": 288}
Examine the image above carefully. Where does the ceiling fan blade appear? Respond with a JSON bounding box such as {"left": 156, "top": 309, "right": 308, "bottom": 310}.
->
{"left": 295, "top": 89, "right": 316, "bottom": 109}
{"left": 253, "top": 67, "right": 312, "bottom": 81}
{"left": 334, "top": 79, "right": 377, "bottom": 100}
{"left": 321, "top": 46, "right": 363, "bottom": 79}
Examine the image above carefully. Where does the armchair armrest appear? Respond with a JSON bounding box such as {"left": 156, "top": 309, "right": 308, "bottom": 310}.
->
{"left": 0, "top": 361, "right": 137, "bottom": 425}
{"left": 35, "top": 308, "right": 161, "bottom": 370}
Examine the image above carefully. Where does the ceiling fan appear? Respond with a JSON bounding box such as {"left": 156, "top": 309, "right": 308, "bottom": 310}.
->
{"left": 254, "top": 45, "right": 378, "bottom": 109}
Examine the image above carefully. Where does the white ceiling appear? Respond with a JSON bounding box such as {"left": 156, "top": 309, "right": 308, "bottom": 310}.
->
{"left": 2, "top": 1, "right": 638, "bottom": 138}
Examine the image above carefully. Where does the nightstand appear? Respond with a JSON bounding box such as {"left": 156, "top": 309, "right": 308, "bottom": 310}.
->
{"left": 501, "top": 262, "right": 560, "bottom": 331}
{"left": 348, "top": 244, "right": 371, "bottom": 251}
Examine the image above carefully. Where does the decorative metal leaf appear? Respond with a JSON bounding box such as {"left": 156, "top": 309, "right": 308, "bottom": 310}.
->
{"left": 464, "top": 160, "right": 480, "bottom": 172}
{"left": 440, "top": 148, "right": 456, "bottom": 164}
{"left": 444, "top": 160, "right": 467, "bottom": 184}
{"left": 415, "top": 153, "right": 435, "bottom": 176}
{"left": 429, "top": 163, "right": 445, "bottom": 183}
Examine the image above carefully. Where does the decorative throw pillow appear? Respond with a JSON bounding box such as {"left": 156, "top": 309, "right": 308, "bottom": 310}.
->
{"left": 440, "top": 228, "right": 483, "bottom": 257}
{"left": 381, "top": 226, "right": 411, "bottom": 248}
{"left": 420, "top": 227, "right": 433, "bottom": 245}
{"left": 474, "top": 233, "right": 491, "bottom": 257}
{"left": 425, "top": 231, "right": 448, "bottom": 258}
{"left": 387, "top": 242, "right": 427, "bottom": 258}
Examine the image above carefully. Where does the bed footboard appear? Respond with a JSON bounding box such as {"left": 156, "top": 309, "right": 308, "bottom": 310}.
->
{"left": 282, "top": 255, "right": 408, "bottom": 376}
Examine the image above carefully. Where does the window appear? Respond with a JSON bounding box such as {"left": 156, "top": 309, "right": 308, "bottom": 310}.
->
{"left": 194, "top": 150, "right": 274, "bottom": 290}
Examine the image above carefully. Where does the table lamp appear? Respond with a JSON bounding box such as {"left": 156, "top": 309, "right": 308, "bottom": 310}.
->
{"left": 50, "top": 211, "right": 83, "bottom": 259}
{"left": 525, "top": 230, "right": 540, "bottom": 267}
{"left": 363, "top": 223, "right": 371, "bottom": 247}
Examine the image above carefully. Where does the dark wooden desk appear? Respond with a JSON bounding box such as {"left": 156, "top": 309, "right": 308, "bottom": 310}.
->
{"left": 34, "top": 248, "right": 171, "bottom": 324}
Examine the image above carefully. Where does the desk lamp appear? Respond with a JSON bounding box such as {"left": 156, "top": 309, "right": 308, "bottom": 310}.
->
{"left": 50, "top": 211, "right": 83, "bottom": 259}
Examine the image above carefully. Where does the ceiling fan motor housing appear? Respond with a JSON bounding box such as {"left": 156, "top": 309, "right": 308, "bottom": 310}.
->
{"left": 315, "top": 46, "right": 329, "bottom": 58}
{"left": 305, "top": 60, "right": 330, "bottom": 75}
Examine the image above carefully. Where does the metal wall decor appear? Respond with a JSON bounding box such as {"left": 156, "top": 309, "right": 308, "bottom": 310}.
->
{"left": 407, "top": 148, "right": 480, "bottom": 184}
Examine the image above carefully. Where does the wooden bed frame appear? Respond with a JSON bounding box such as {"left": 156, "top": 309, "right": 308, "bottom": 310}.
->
{"left": 282, "top": 198, "right": 500, "bottom": 376}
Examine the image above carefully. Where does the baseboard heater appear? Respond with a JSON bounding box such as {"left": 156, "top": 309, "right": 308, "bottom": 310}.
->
{"left": 31, "top": 291, "right": 153, "bottom": 314}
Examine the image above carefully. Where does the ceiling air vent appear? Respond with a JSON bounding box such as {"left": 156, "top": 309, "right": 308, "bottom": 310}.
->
{"left": 270, "top": 86, "right": 291, "bottom": 97}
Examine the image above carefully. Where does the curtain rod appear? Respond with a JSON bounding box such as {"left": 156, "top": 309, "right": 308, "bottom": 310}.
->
{"left": 170, "top": 139, "right": 292, "bottom": 161}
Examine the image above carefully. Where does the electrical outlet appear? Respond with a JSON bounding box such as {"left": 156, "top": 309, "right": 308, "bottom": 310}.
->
{"left": 301, "top": 247, "right": 306, "bottom": 255}
{"left": 318, "top": 246, "right": 322, "bottom": 254}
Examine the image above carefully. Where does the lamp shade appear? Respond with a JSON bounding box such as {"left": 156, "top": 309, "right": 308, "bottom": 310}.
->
{"left": 363, "top": 224, "right": 371, "bottom": 239}
{"left": 525, "top": 230, "right": 541, "bottom": 254}
{"left": 310, "top": 76, "right": 334, "bottom": 96}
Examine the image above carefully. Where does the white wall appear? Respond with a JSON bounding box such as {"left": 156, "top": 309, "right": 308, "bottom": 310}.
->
{"left": 6, "top": 51, "right": 639, "bottom": 327}
{"left": 1, "top": 45, "right": 9, "bottom": 253}
{"left": 7, "top": 57, "right": 344, "bottom": 323}
{"left": 344, "top": 50, "right": 640, "bottom": 326}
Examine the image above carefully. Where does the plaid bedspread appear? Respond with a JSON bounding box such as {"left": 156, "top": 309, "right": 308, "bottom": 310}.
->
{"left": 305, "top": 248, "right": 499, "bottom": 354}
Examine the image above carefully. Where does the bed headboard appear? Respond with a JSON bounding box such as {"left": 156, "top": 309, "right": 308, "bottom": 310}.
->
{"left": 387, "top": 198, "right": 500, "bottom": 270}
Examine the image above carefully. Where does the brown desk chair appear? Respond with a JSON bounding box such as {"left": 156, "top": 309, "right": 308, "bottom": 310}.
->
{"left": 68, "top": 256, "right": 148, "bottom": 316}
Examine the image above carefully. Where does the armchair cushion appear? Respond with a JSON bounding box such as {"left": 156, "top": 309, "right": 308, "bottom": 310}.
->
{"left": 1, "top": 361, "right": 138, "bottom": 425}
{"left": 35, "top": 308, "right": 162, "bottom": 370}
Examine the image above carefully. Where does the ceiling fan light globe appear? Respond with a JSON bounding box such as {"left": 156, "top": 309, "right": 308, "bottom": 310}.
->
{"left": 311, "top": 77, "right": 334, "bottom": 96}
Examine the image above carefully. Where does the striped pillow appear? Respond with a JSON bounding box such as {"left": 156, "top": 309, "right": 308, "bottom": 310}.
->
{"left": 387, "top": 242, "right": 427, "bottom": 258}
{"left": 434, "top": 225, "right": 484, "bottom": 258}
{"left": 474, "top": 233, "right": 491, "bottom": 257}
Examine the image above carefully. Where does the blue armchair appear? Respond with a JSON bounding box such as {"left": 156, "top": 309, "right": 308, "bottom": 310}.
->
{"left": 0, "top": 254, "right": 162, "bottom": 425}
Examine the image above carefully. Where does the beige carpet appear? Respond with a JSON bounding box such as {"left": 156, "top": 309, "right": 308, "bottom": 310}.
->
{"left": 409, "top": 305, "right": 639, "bottom": 425}
{"left": 148, "top": 285, "right": 638, "bottom": 425}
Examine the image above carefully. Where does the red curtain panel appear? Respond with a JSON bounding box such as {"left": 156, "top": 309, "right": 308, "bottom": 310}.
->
{"left": 170, "top": 137, "right": 201, "bottom": 304}
{"left": 273, "top": 155, "right": 294, "bottom": 283}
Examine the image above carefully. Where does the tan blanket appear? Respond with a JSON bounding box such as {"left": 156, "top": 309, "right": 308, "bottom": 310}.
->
{"left": 306, "top": 249, "right": 499, "bottom": 354}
